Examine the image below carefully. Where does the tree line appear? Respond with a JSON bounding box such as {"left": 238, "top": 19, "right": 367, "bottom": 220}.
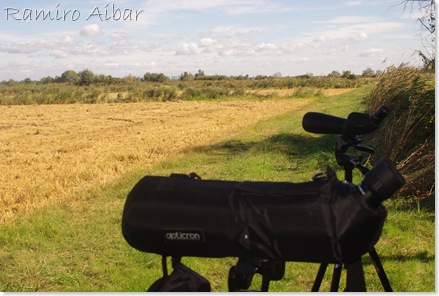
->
{"left": 1, "top": 68, "right": 382, "bottom": 86}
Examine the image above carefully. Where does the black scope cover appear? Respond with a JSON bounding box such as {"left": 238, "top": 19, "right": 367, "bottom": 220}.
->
{"left": 122, "top": 170, "right": 387, "bottom": 264}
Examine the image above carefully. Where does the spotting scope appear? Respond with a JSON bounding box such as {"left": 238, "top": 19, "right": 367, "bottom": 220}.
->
{"left": 302, "top": 106, "right": 389, "bottom": 136}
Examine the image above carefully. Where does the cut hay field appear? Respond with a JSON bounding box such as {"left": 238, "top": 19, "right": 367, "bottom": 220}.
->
{"left": 0, "top": 99, "right": 314, "bottom": 223}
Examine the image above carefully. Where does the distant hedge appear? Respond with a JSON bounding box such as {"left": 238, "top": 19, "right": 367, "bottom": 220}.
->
{"left": 0, "top": 76, "right": 373, "bottom": 105}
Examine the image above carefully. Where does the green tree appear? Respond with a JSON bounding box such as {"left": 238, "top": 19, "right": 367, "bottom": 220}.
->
{"left": 95, "top": 74, "right": 113, "bottom": 84}
{"left": 123, "top": 74, "right": 137, "bottom": 84}
{"left": 342, "top": 70, "right": 356, "bottom": 79}
{"left": 179, "top": 71, "right": 194, "bottom": 81}
{"left": 60, "top": 70, "right": 79, "bottom": 84}
{"left": 5, "top": 79, "right": 17, "bottom": 86}
{"left": 77, "top": 69, "right": 95, "bottom": 86}
{"left": 362, "top": 68, "right": 376, "bottom": 77}
{"left": 194, "top": 69, "right": 205, "bottom": 79}
{"left": 143, "top": 72, "right": 169, "bottom": 83}
{"left": 328, "top": 70, "right": 341, "bottom": 78}
{"left": 40, "top": 76, "right": 55, "bottom": 84}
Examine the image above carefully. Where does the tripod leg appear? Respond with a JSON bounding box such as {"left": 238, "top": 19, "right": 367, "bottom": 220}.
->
{"left": 330, "top": 264, "right": 342, "bottom": 292}
{"left": 345, "top": 259, "right": 366, "bottom": 292}
{"left": 261, "top": 276, "right": 270, "bottom": 292}
{"left": 369, "top": 247, "right": 393, "bottom": 292}
{"left": 228, "top": 266, "right": 239, "bottom": 292}
{"left": 312, "top": 263, "right": 328, "bottom": 292}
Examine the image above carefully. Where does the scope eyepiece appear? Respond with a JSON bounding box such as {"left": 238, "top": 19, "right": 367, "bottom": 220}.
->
{"left": 371, "top": 106, "right": 390, "bottom": 125}
{"left": 358, "top": 159, "right": 406, "bottom": 208}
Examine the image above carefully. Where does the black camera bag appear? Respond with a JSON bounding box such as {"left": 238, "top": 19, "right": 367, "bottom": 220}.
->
{"left": 122, "top": 169, "right": 387, "bottom": 264}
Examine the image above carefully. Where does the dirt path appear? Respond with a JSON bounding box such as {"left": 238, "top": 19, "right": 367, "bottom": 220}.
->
{"left": 0, "top": 99, "right": 310, "bottom": 222}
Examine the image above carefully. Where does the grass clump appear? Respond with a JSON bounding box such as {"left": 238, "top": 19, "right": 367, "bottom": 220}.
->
{"left": 365, "top": 66, "right": 435, "bottom": 208}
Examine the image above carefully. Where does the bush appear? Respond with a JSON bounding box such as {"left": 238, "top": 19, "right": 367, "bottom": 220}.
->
{"left": 292, "top": 87, "right": 324, "bottom": 98}
{"left": 365, "top": 66, "right": 435, "bottom": 206}
{"left": 179, "top": 86, "right": 229, "bottom": 100}
{"left": 143, "top": 86, "right": 178, "bottom": 101}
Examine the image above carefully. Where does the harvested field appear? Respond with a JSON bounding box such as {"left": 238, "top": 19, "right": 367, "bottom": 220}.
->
{"left": 0, "top": 99, "right": 310, "bottom": 222}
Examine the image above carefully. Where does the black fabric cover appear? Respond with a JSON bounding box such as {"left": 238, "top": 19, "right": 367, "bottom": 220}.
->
{"left": 122, "top": 170, "right": 387, "bottom": 264}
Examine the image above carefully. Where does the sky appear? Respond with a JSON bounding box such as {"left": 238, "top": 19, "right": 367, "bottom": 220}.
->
{"left": 0, "top": 0, "right": 429, "bottom": 81}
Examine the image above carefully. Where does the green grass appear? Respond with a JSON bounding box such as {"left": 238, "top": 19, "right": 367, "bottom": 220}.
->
{"left": 0, "top": 86, "right": 434, "bottom": 292}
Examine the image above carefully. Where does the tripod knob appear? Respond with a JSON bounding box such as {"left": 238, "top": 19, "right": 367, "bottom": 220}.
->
{"left": 354, "top": 144, "right": 375, "bottom": 154}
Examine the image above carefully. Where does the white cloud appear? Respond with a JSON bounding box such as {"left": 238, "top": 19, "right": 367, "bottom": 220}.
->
{"left": 0, "top": 33, "right": 118, "bottom": 59}
{"left": 199, "top": 38, "right": 216, "bottom": 47}
{"left": 256, "top": 43, "right": 278, "bottom": 52}
{"left": 351, "top": 32, "right": 368, "bottom": 42}
{"left": 80, "top": 24, "right": 103, "bottom": 37}
{"left": 310, "top": 35, "right": 328, "bottom": 48}
{"left": 69, "top": 43, "right": 107, "bottom": 56}
{"left": 280, "top": 41, "right": 305, "bottom": 54}
{"left": 175, "top": 43, "right": 203, "bottom": 55}
{"left": 346, "top": 0, "right": 363, "bottom": 6}
{"left": 359, "top": 48, "right": 383, "bottom": 57}
{"left": 328, "top": 15, "right": 376, "bottom": 24}
{"left": 176, "top": 37, "right": 279, "bottom": 57}
{"left": 218, "top": 49, "right": 236, "bottom": 57}
{"left": 209, "top": 25, "right": 265, "bottom": 37}
{"left": 62, "top": 36, "right": 74, "bottom": 44}
{"left": 105, "top": 62, "right": 121, "bottom": 67}
{"left": 51, "top": 50, "right": 68, "bottom": 59}
{"left": 0, "top": 39, "right": 68, "bottom": 55}
{"left": 0, "top": 42, "right": 36, "bottom": 54}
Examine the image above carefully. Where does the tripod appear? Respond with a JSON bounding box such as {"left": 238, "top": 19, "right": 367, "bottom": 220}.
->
{"left": 311, "top": 134, "right": 393, "bottom": 292}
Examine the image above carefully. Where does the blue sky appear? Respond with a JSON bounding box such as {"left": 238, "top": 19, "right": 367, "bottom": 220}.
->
{"left": 0, "top": 0, "right": 427, "bottom": 80}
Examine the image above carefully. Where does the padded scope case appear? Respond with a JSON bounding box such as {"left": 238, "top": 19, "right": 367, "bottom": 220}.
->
{"left": 122, "top": 170, "right": 387, "bottom": 264}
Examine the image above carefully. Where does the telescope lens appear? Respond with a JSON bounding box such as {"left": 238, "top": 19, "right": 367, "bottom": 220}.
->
{"left": 358, "top": 158, "right": 405, "bottom": 208}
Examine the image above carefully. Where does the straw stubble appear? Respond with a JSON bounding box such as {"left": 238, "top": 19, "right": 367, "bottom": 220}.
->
{"left": 0, "top": 99, "right": 308, "bottom": 222}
